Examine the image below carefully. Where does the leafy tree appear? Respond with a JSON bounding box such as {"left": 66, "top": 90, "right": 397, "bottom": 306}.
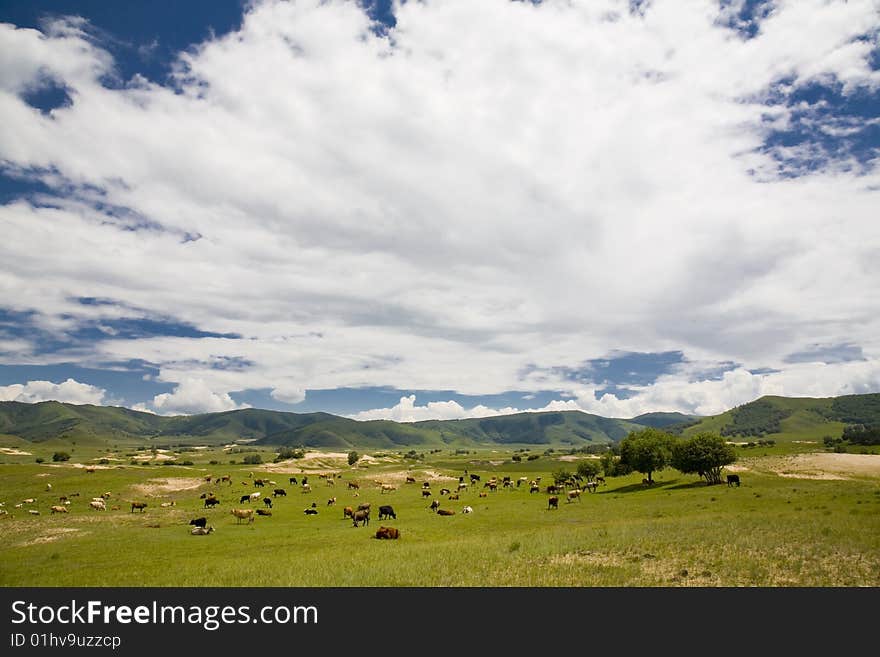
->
{"left": 576, "top": 459, "right": 602, "bottom": 482}
{"left": 242, "top": 453, "right": 263, "bottom": 465}
{"left": 552, "top": 468, "right": 573, "bottom": 486}
{"left": 52, "top": 451, "right": 71, "bottom": 462}
{"left": 618, "top": 428, "right": 676, "bottom": 484}
{"left": 670, "top": 432, "right": 736, "bottom": 485}
{"left": 348, "top": 451, "right": 359, "bottom": 466}
{"left": 600, "top": 451, "right": 631, "bottom": 477}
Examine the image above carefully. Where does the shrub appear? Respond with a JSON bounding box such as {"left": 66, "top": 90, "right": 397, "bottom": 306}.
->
{"left": 348, "top": 451, "right": 359, "bottom": 466}
{"left": 242, "top": 453, "right": 263, "bottom": 465}
{"left": 35, "top": 457, "right": 45, "bottom": 463}
{"left": 52, "top": 451, "right": 71, "bottom": 462}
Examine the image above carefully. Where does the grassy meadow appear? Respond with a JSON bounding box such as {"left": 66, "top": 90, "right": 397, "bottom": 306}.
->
{"left": 1, "top": 441, "right": 878, "bottom": 587}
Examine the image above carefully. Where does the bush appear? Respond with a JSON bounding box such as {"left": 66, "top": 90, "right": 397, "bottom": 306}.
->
{"left": 52, "top": 451, "right": 71, "bottom": 462}
{"left": 35, "top": 457, "right": 45, "bottom": 464}
{"left": 99, "top": 459, "right": 110, "bottom": 465}
{"left": 511, "top": 455, "right": 522, "bottom": 462}
{"left": 242, "top": 453, "right": 263, "bottom": 465}
{"left": 527, "top": 454, "right": 540, "bottom": 461}
{"left": 276, "top": 447, "right": 305, "bottom": 461}
{"left": 348, "top": 451, "right": 359, "bottom": 466}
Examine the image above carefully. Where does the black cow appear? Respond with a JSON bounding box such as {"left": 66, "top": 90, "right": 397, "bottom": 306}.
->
{"left": 189, "top": 517, "right": 208, "bottom": 528}
{"left": 273, "top": 488, "right": 287, "bottom": 497}
{"left": 289, "top": 477, "right": 298, "bottom": 485}
{"left": 263, "top": 497, "right": 273, "bottom": 508}
{"left": 239, "top": 494, "right": 250, "bottom": 504}
{"left": 204, "top": 497, "right": 220, "bottom": 509}
{"left": 253, "top": 479, "right": 265, "bottom": 487}
{"left": 726, "top": 474, "right": 741, "bottom": 487}
{"left": 378, "top": 505, "right": 396, "bottom": 520}
{"left": 470, "top": 474, "right": 481, "bottom": 483}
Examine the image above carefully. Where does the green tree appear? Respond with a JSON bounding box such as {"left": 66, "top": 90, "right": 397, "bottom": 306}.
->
{"left": 242, "top": 453, "right": 263, "bottom": 465}
{"left": 576, "top": 459, "right": 602, "bottom": 482}
{"left": 618, "top": 428, "right": 675, "bottom": 484}
{"left": 52, "top": 451, "right": 71, "bottom": 462}
{"left": 347, "top": 451, "right": 359, "bottom": 466}
{"left": 670, "top": 432, "right": 736, "bottom": 485}
{"left": 600, "top": 451, "right": 631, "bottom": 477}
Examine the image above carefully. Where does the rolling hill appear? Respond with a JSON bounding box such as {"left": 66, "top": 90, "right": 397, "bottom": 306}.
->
{"left": 0, "top": 392, "right": 877, "bottom": 449}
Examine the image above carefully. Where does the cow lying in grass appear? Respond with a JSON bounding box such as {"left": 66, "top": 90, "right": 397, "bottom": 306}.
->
{"left": 374, "top": 526, "right": 400, "bottom": 539}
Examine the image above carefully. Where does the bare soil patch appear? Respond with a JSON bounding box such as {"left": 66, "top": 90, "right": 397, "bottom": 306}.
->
{"left": 761, "top": 453, "right": 880, "bottom": 480}
{"left": 129, "top": 478, "right": 206, "bottom": 497}
{"left": 17, "top": 527, "right": 84, "bottom": 548}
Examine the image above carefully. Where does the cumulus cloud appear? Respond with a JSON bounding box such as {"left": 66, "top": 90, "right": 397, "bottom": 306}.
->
{"left": 149, "top": 379, "right": 250, "bottom": 416}
{"left": 349, "top": 394, "right": 522, "bottom": 422}
{"left": 0, "top": 0, "right": 878, "bottom": 416}
{"left": 0, "top": 378, "right": 106, "bottom": 404}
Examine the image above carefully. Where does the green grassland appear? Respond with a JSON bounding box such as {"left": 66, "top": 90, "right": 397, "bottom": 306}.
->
{"left": 2, "top": 445, "right": 878, "bottom": 587}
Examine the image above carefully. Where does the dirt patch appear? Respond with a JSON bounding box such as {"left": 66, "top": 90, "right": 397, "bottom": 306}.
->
{"left": 368, "top": 469, "right": 457, "bottom": 485}
{"left": 17, "top": 527, "right": 84, "bottom": 548}
{"left": 129, "top": 478, "right": 206, "bottom": 497}
{"left": 0, "top": 447, "right": 32, "bottom": 456}
{"left": 761, "top": 453, "right": 880, "bottom": 480}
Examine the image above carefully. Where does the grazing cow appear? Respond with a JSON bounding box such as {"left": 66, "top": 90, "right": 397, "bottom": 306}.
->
{"left": 348, "top": 481, "right": 360, "bottom": 490}
{"left": 357, "top": 502, "right": 371, "bottom": 511}
{"left": 567, "top": 489, "right": 582, "bottom": 503}
{"left": 239, "top": 494, "right": 250, "bottom": 504}
{"left": 436, "top": 509, "right": 455, "bottom": 516}
{"left": 89, "top": 500, "right": 106, "bottom": 511}
{"left": 378, "top": 505, "right": 396, "bottom": 520}
{"left": 374, "top": 526, "right": 400, "bottom": 539}
{"left": 231, "top": 508, "right": 255, "bottom": 524}
{"left": 256, "top": 509, "right": 272, "bottom": 516}
{"left": 263, "top": 497, "right": 273, "bottom": 508}
{"left": 191, "top": 525, "right": 215, "bottom": 535}
{"left": 28, "top": 509, "right": 40, "bottom": 515}
{"left": 546, "top": 485, "right": 559, "bottom": 495}
{"left": 220, "top": 475, "right": 232, "bottom": 485}
{"left": 462, "top": 506, "right": 473, "bottom": 514}
{"left": 584, "top": 481, "right": 599, "bottom": 493}
{"left": 440, "top": 488, "right": 451, "bottom": 496}
{"left": 327, "top": 497, "right": 337, "bottom": 506}
{"left": 249, "top": 492, "right": 261, "bottom": 501}
{"left": 530, "top": 484, "right": 540, "bottom": 494}
{"left": 50, "top": 505, "right": 68, "bottom": 514}
{"left": 160, "top": 501, "right": 176, "bottom": 508}
{"left": 457, "top": 482, "right": 468, "bottom": 491}
{"left": 726, "top": 474, "right": 741, "bottom": 487}
{"left": 596, "top": 476, "right": 606, "bottom": 485}
{"left": 304, "top": 508, "right": 318, "bottom": 515}
{"left": 422, "top": 482, "right": 430, "bottom": 489}
{"left": 380, "top": 484, "right": 397, "bottom": 494}
{"left": 289, "top": 477, "right": 298, "bottom": 485}
{"left": 131, "top": 501, "right": 148, "bottom": 513}
{"left": 189, "top": 517, "right": 208, "bottom": 528}
{"left": 421, "top": 489, "right": 432, "bottom": 498}
{"left": 204, "top": 497, "right": 220, "bottom": 508}
{"left": 326, "top": 478, "right": 335, "bottom": 487}
{"left": 429, "top": 499, "right": 440, "bottom": 512}
{"left": 273, "top": 488, "right": 287, "bottom": 497}
{"left": 470, "top": 474, "right": 481, "bottom": 484}
{"left": 478, "top": 492, "right": 488, "bottom": 498}
{"left": 253, "top": 479, "right": 265, "bottom": 487}
{"left": 343, "top": 506, "right": 354, "bottom": 519}
{"left": 448, "top": 493, "right": 459, "bottom": 500}
{"left": 406, "top": 476, "right": 416, "bottom": 484}
{"left": 547, "top": 496, "right": 559, "bottom": 510}
{"left": 301, "top": 483, "right": 312, "bottom": 493}
{"left": 352, "top": 509, "right": 370, "bottom": 526}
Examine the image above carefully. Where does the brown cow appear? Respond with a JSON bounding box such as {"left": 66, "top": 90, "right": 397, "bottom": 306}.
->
{"left": 231, "top": 508, "right": 255, "bottom": 524}
{"left": 375, "top": 526, "right": 400, "bottom": 539}
{"left": 547, "top": 496, "right": 559, "bottom": 510}
{"left": 567, "top": 489, "right": 582, "bottom": 503}
{"left": 436, "top": 509, "right": 455, "bottom": 516}
{"left": 130, "top": 501, "right": 148, "bottom": 513}
{"left": 343, "top": 506, "right": 354, "bottom": 519}
{"left": 352, "top": 509, "right": 370, "bottom": 527}
{"left": 50, "top": 505, "right": 68, "bottom": 514}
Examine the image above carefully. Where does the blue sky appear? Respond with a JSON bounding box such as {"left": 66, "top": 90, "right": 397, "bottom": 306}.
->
{"left": 1, "top": 0, "right": 878, "bottom": 420}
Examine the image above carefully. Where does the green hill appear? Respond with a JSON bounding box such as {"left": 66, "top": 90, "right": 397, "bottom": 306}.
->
{"left": 1, "top": 392, "right": 878, "bottom": 449}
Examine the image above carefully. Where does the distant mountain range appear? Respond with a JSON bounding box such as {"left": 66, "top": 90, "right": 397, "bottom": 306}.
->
{"left": 1, "top": 392, "right": 878, "bottom": 450}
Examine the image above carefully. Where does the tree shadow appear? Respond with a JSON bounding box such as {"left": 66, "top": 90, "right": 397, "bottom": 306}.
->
{"left": 607, "top": 479, "right": 681, "bottom": 494}
{"left": 666, "top": 480, "right": 715, "bottom": 491}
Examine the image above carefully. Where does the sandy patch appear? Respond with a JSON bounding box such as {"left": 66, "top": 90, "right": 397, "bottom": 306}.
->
{"left": 17, "top": 527, "right": 84, "bottom": 548}
{"left": 762, "top": 453, "right": 880, "bottom": 480}
{"left": 129, "top": 478, "right": 205, "bottom": 497}
{"left": 0, "top": 447, "right": 32, "bottom": 456}
{"left": 368, "top": 469, "right": 457, "bottom": 485}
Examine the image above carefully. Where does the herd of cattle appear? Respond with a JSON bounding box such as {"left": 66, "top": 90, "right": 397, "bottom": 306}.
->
{"left": 0, "top": 467, "right": 744, "bottom": 540}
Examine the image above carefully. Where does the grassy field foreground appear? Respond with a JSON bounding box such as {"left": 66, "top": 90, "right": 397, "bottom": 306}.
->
{"left": 1, "top": 450, "right": 878, "bottom": 586}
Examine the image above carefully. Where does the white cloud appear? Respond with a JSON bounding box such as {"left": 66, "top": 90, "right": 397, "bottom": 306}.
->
{"left": 149, "top": 379, "right": 250, "bottom": 416}
{"left": 349, "top": 394, "right": 522, "bottom": 422}
{"left": 0, "top": 0, "right": 878, "bottom": 414}
{"left": 0, "top": 378, "right": 106, "bottom": 405}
